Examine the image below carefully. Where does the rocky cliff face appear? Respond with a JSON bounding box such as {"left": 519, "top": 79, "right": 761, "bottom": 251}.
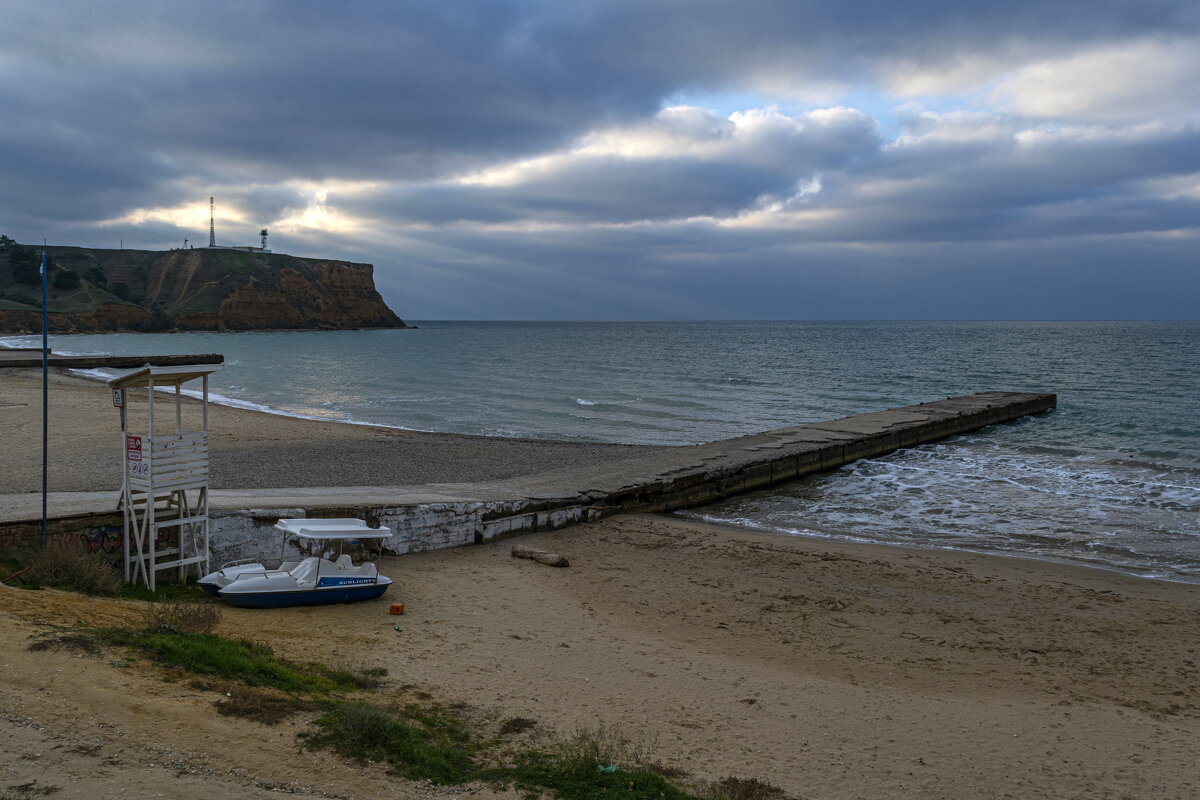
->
{"left": 0, "top": 245, "right": 406, "bottom": 333}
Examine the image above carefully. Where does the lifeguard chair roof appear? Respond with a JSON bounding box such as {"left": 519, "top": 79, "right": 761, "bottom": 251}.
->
{"left": 107, "top": 363, "right": 223, "bottom": 389}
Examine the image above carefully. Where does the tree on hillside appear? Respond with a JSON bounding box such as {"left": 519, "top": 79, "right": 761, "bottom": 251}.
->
{"left": 9, "top": 246, "right": 41, "bottom": 284}
{"left": 52, "top": 269, "right": 81, "bottom": 291}
{"left": 85, "top": 265, "right": 107, "bottom": 286}
{"left": 111, "top": 281, "right": 137, "bottom": 302}
{"left": 0, "top": 234, "right": 15, "bottom": 247}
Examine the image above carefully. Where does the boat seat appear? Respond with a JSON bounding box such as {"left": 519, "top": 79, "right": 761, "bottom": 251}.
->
{"left": 289, "top": 559, "right": 320, "bottom": 583}
{"left": 334, "top": 554, "right": 354, "bottom": 569}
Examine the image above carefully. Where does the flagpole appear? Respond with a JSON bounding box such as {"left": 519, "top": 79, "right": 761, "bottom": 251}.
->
{"left": 40, "top": 249, "right": 48, "bottom": 550}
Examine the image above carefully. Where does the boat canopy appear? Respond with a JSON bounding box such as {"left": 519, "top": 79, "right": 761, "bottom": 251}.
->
{"left": 274, "top": 518, "right": 392, "bottom": 540}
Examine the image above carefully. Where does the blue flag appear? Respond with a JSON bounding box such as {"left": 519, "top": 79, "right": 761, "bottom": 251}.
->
{"left": 40, "top": 251, "right": 46, "bottom": 274}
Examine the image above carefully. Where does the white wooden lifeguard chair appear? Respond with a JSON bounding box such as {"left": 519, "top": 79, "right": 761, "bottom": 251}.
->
{"left": 108, "top": 364, "right": 222, "bottom": 590}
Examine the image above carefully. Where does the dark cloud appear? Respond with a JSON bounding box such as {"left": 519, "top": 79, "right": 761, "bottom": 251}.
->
{"left": 0, "top": 0, "right": 1197, "bottom": 318}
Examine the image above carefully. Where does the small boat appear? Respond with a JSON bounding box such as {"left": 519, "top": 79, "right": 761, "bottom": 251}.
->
{"left": 198, "top": 518, "right": 393, "bottom": 608}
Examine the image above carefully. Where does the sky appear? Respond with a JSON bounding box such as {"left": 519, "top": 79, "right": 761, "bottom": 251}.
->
{"left": 1, "top": 0, "right": 1197, "bottom": 320}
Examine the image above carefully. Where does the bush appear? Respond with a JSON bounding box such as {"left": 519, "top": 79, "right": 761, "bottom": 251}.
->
{"left": 143, "top": 601, "right": 222, "bottom": 634}
{"left": 4, "top": 292, "right": 37, "bottom": 307}
{"left": 85, "top": 265, "right": 107, "bottom": 286}
{"left": 51, "top": 268, "right": 80, "bottom": 290}
{"left": 214, "top": 687, "right": 304, "bottom": 725}
{"left": 11, "top": 260, "right": 40, "bottom": 285}
{"left": 499, "top": 716, "right": 537, "bottom": 736}
{"left": 25, "top": 543, "right": 122, "bottom": 595}
{"left": 306, "top": 701, "right": 479, "bottom": 784}
{"left": 704, "top": 777, "right": 789, "bottom": 800}
{"left": 554, "top": 724, "right": 650, "bottom": 774}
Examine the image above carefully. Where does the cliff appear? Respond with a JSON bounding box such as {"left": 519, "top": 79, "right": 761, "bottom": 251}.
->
{"left": 0, "top": 243, "right": 406, "bottom": 333}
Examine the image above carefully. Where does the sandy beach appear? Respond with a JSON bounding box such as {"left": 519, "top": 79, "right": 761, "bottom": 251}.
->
{"left": 1, "top": 514, "right": 1198, "bottom": 798}
{"left": 0, "top": 367, "right": 662, "bottom": 494}
{"left": 1, "top": 366, "right": 1199, "bottom": 798}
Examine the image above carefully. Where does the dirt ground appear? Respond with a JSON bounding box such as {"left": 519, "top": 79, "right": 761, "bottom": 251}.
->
{"left": 2, "top": 514, "right": 1199, "bottom": 799}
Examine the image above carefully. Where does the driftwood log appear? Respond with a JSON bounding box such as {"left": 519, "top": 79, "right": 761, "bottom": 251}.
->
{"left": 511, "top": 545, "right": 569, "bottom": 568}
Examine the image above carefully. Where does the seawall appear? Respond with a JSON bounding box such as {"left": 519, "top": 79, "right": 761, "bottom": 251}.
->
{"left": 0, "top": 392, "right": 1055, "bottom": 565}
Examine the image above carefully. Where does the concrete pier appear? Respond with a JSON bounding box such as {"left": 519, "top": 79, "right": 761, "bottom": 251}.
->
{"left": 0, "top": 392, "right": 1055, "bottom": 562}
{"left": 0, "top": 352, "right": 224, "bottom": 369}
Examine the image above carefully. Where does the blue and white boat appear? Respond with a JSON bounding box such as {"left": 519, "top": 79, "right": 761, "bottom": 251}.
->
{"left": 198, "top": 518, "right": 393, "bottom": 608}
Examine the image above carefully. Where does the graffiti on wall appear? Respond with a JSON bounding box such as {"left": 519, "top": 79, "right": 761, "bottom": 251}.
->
{"left": 0, "top": 525, "right": 25, "bottom": 551}
{"left": 0, "top": 521, "right": 125, "bottom": 561}
{"left": 81, "top": 525, "right": 122, "bottom": 554}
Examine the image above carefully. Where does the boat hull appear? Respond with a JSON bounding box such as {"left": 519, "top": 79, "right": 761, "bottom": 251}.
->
{"left": 217, "top": 582, "right": 390, "bottom": 608}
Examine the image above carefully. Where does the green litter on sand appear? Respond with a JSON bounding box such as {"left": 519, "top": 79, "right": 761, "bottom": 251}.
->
{"left": 393, "top": 626, "right": 403, "bottom": 632}
{"left": 597, "top": 765, "right": 618, "bottom": 774}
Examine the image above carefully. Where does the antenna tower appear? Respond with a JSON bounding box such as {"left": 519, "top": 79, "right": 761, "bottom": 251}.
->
{"left": 208, "top": 197, "right": 216, "bottom": 247}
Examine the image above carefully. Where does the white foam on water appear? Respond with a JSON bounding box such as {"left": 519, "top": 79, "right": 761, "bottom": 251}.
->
{"left": 691, "top": 437, "right": 1200, "bottom": 583}
{"left": 61, "top": 365, "right": 432, "bottom": 434}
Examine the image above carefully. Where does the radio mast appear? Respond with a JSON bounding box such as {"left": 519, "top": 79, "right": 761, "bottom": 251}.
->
{"left": 208, "top": 197, "right": 216, "bottom": 247}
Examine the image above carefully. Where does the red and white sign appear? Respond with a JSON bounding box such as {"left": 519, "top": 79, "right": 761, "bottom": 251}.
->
{"left": 126, "top": 435, "right": 143, "bottom": 462}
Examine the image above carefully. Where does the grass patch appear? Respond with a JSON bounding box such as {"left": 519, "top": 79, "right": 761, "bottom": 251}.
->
{"left": 104, "top": 628, "right": 363, "bottom": 695}
{"left": 323, "top": 658, "right": 390, "bottom": 690}
{"left": 0, "top": 786, "right": 54, "bottom": 799}
{"left": 306, "top": 712, "right": 707, "bottom": 800}
{"left": 304, "top": 701, "right": 479, "bottom": 785}
{"left": 491, "top": 725, "right": 697, "bottom": 800}
{"left": 22, "top": 544, "right": 121, "bottom": 596}
{"left": 143, "top": 601, "right": 222, "bottom": 634}
{"left": 214, "top": 687, "right": 310, "bottom": 725}
{"left": 498, "top": 751, "right": 698, "bottom": 800}
{"left": 499, "top": 716, "right": 537, "bottom": 736}
{"left": 118, "top": 577, "right": 210, "bottom": 602}
{"left": 703, "top": 777, "right": 790, "bottom": 800}
{"left": 27, "top": 629, "right": 105, "bottom": 656}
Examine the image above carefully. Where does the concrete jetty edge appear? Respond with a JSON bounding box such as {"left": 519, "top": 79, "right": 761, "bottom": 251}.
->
{"left": 0, "top": 391, "right": 1055, "bottom": 563}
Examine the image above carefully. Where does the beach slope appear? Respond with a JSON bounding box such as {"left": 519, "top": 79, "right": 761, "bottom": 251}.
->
{"left": 2, "top": 514, "right": 1198, "bottom": 798}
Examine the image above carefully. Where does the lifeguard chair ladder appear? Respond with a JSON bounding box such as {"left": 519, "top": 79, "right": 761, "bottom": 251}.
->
{"left": 108, "top": 364, "right": 222, "bottom": 590}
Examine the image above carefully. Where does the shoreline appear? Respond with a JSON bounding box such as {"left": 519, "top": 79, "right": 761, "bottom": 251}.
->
{"left": 0, "top": 338, "right": 644, "bottom": 445}
{"left": 0, "top": 367, "right": 665, "bottom": 494}
{"left": 682, "top": 511, "right": 1200, "bottom": 587}
{"left": 0, "top": 360, "right": 1191, "bottom": 589}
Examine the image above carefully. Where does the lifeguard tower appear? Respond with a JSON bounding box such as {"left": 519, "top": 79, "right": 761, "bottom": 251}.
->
{"left": 108, "top": 364, "right": 222, "bottom": 590}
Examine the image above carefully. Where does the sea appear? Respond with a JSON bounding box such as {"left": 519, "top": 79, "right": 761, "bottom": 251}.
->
{"left": 4, "top": 321, "right": 1198, "bottom": 583}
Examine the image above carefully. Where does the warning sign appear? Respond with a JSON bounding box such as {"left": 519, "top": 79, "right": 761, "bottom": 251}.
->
{"left": 126, "top": 435, "right": 143, "bottom": 462}
{"left": 112, "top": 388, "right": 124, "bottom": 408}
